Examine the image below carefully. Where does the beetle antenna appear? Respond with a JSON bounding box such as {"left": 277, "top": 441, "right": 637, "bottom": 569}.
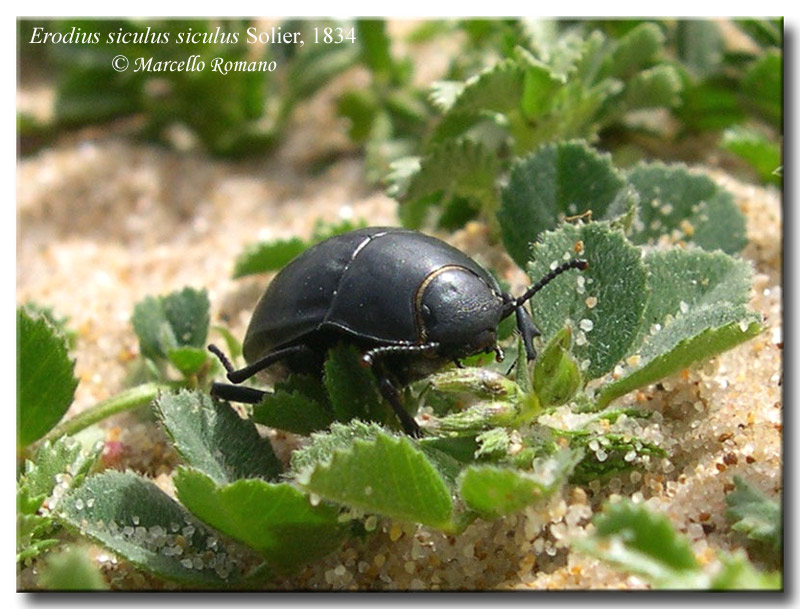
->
{"left": 507, "top": 259, "right": 588, "bottom": 313}
{"left": 208, "top": 344, "right": 235, "bottom": 374}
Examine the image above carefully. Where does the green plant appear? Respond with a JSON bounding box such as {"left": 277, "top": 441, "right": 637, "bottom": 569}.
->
{"left": 574, "top": 499, "right": 781, "bottom": 590}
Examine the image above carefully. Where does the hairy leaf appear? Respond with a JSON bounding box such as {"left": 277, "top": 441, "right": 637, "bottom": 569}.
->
{"left": 253, "top": 375, "right": 334, "bottom": 435}
{"left": 498, "top": 141, "right": 628, "bottom": 268}
{"left": 726, "top": 476, "right": 782, "bottom": 551}
{"left": 290, "top": 420, "right": 383, "bottom": 473}
{"left": 155, "top": 390, "right": 281, "bottom": 484}
{"left": 527, "top": 222, "right": 648, "bottom": 380}
{"left": 596, "top": 249, "right": 761, "bottom": 408}
{"left": 627, "top": 163, "right": 747, "bottom": 253}
{"left": 396, "top": 138, "right": 500, "bottom": 228}
{"left": 132, "top": 287, "right": 209, "bottom": 362}
{"left": 57, "top": 471, "right": 245, "bottom": 586}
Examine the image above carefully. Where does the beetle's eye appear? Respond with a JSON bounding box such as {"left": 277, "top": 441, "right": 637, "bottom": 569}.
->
{"left": 421, "top": 304, "right": 434, "bottom": 322}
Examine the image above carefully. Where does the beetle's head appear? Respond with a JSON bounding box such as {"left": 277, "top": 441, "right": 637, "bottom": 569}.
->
{"left": 418, "top": 267, "right": 504, "bottom": 359}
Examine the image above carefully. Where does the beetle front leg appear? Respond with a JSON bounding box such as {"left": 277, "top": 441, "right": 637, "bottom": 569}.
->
{"left": 515, "top": 305, "right": 541, "bottom": 361}
{"left": 375, "top": 372, "right": 421, "bottom": 438}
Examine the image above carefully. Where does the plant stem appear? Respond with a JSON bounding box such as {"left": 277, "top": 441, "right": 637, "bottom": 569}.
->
{"left": 44, "top": 382, "right": 172, "bottom": 442}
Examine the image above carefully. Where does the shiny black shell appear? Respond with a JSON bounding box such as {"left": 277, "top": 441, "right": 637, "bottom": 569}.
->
{"left": 242, "top": 227, "right": 501, "bottom": 363}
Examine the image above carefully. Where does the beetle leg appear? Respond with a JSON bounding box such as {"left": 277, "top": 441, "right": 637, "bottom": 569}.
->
{"left": 515, "top": 305, "right": 541, "bottom": 361}
{"left": 208, "top": 343, "right": 311, "bottom": 384}
{"left": 361, "top": 342, "right": 440, "bottom": 367}
{"left": 210, "top": 382, "right": 267, "bottom": 404}
{"left": 454, "top": 359, "right": 464, "bottom": 369}
{"left": 375, "top": 372, "right": 422, "bottom": 438}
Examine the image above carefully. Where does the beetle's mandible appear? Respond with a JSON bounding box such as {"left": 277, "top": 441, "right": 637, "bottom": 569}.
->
{"left": 208, "top": 227, "right": 587, "bottom": 436}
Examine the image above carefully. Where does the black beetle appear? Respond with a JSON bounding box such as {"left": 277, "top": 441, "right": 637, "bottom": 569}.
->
{"left": 209, "top": 226, "right": 586, "bottom": 436}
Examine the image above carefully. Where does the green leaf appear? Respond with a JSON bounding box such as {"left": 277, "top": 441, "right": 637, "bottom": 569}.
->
{"left": 428, "top": 80, "right": 465, "bottom": 113}
{"left": 623, "top": 65, "right": 683, "bottom": 110}
{"left": 167, "top": 346, "right": 210, "bottom": 376}
{"left": 519, "top": 60, "right": 564, "bottom": 121}
{"left": 57, "top": 471, "right": 245, "bottom": 586}
{"left": 295, "top": 426, "right": 454, "bottom": 531}
{"left": 40, "top": 547, "right": 108, "bottom": 590}
{"left": 576, "top": 500, "right": 782, "bottom": 590}
{"left": 324, "top": 344, "right": 389, "bottom": 425}
{"left": 252, "top": 374, "right": 334, "bottom": 435}
{"left": 286, "top": 42, "right": 359, "bottom": 102}
{"left": 458, "top": 448, "right": 581, "bottom": 518}
{"left": 155, "top": 390, "right": 281, "bottom": 484}
{"left": 337, "top": 90, "right": 378, "bottom": 143}
{"left": 174, "top": 467, "right": 348, "bottom": 572}
{"left": 575, "top": 500, "right": 699, "bottom": 586}
{"left": 473, "top": 428, "right": 512, "bottom": 460}
{"left": 22, "top": 301, "right": 77, "bottom": 348}
{"left": 17, "top": 307, "right": 79, "bottom": 447}
{"left": 601, "top": 22, "right": 665, "bottom": 79}
{"left": 733, "top": 19, "right": 782, "bottom": 49}
{"left": 568, "top": 432, "right": 667, "bottom": 484}
{"left": 627, "top": 162, "right": 747, "bottom": 254}
{"left": 721, "top": 125, "right": 782, "bottom": 184}
{"left": 445, "top": 57, "right": 526, "bottom": 117}
{"left": 533, "top": 326, "right": 582, "bottom": 407}
{"left": 357, "top": 19, "right": 395, "bottom": 80}
{"left": 232, "top": 237, "right": 306, "bottom": 278}
{"left": 498, "top": 141, "right": 627, "bottom": 268}
{"left": 17, "top": 513, "right": 59, "bottom": 562}
{"left": 164, "top": 287, "right": 210, "bottom": 347}
{"left": 596, "top": 249, "right": 762, "bottom": 408}
{"left": 290, "top": 420, "right": 383, "bottom": 473}
{"left": 132, "top": 287, "right": 209, "bottom": 361}
{"left": 741, "top": 50, "right": 782, "bottom": 128}
{"left": 725, "top": 476, "right": 782, "bottom": 551}
{"left": 233, "top": 219, "right": 367, "bottom": 278}
{"left": 708, "top": 550, "right": 782, "bottom": 590}
{"left": 396, "top": 139, "right": 500, "bottom": 229}
{"left": 527, "top": 222, "right": 648, "bottom": 380}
